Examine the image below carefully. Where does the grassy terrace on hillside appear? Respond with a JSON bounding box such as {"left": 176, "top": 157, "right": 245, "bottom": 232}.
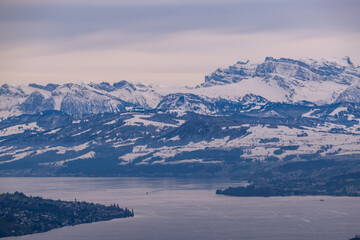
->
{"left": 0, "top": 192, "right": 134, "bottom": 238}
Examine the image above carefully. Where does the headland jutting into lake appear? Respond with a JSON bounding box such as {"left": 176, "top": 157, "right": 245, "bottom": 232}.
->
{"left": 0, "top": 192, "right": 134, "bottom": 238}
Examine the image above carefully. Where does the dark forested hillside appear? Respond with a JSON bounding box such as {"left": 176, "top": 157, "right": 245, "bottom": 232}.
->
{"left": 0, "top": 192, "right": 134, "bottom": 238}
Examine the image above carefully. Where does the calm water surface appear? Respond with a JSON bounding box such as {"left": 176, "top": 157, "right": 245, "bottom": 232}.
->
{"left": 0, "top": 177, "right": 359, "bottom": 240}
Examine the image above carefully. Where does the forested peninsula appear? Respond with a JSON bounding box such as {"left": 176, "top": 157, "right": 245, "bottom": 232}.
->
{"left": 0, "top": 192, "right": 134, "bottom": 238}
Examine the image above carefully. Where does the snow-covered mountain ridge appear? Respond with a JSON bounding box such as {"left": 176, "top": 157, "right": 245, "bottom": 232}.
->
{"left": 1, "top": 57, "right": 359, "bottom": 119}
{"left": 1, "top": 57, "right": 360, "bottom": 177}
{"left": 0, "top": 101, "right": 359, "bottom": 176}
{"left": 201, "top": 56, "right": 360, "bottom": 103}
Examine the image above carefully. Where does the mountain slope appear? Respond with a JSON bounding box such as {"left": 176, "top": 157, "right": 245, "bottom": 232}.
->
{"left": 0, "top": 101, "right": 359, "bottom": 176}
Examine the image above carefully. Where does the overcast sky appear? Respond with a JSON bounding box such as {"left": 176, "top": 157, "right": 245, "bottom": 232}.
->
{"left": 0, "top": 0, "right": 359, "bottom": 86}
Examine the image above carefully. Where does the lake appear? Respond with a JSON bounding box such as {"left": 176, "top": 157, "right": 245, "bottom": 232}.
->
{"left": 0, "top": 177, "right": 359, "bottom": 240}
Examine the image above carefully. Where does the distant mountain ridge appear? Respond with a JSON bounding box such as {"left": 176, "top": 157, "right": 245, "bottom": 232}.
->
{"left": 1, "top": 57, "right": 359, "bottom": 119}
{"left": 1, "top": 57, "right": 360, "bottom": 177}
{"left": 202, "top": 56, "right": 360, "bottom": 103}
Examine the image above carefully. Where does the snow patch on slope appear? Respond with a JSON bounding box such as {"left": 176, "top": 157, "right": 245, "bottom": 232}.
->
{"left": 41, "top": 151, "right": 96, "bottom": 166}
{"left": 329, "top": 107, "right": 348, "bottom": 116}
{"left": 0, "top": 122, "right": 44, "bottom": 137}
{"left": 123, "top": 114, "right": 178, "bottom": 128}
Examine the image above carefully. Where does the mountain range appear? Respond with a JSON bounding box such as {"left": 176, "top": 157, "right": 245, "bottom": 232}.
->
{"left": 0, "top": 57, "right": 359, "bottom": 177}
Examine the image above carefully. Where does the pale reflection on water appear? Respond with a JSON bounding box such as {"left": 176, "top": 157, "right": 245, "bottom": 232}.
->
{"left": 0, "top": 177, "right": 359, "bottom": 240}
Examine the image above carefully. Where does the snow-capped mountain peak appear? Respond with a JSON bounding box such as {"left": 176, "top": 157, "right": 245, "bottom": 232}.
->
{"left": 0, "top": 57, "right": 359, "bottom": 120}
{"left": 200, "top": 57, "right": 360, "bottom": 104}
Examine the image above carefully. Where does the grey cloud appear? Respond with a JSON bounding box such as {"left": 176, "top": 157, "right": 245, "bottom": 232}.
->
{"left": 0, "top": 0, "right": 359, "bottom": 48}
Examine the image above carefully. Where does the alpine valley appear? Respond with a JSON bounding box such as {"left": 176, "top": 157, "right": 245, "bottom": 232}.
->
{"left": 1, "top": 57, "right": 360, "bottom": 184}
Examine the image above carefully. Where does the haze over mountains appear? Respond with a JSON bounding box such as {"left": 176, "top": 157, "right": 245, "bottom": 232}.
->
{"left": 0, "top": 57, "right": 359, "bottom": 176}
